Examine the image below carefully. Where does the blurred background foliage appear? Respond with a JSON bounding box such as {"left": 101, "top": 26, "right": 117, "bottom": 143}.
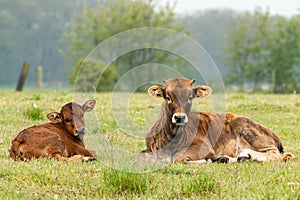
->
{"left": 0, "top": 0, "right": 300, "bottom": 93}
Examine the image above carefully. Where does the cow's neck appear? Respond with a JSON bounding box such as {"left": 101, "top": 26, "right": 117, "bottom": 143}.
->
{"left": 57, "top": 123, "right": 86, "bottom": 145}
{"left": 150, "top": 106, "right": 188, "bottom": 151}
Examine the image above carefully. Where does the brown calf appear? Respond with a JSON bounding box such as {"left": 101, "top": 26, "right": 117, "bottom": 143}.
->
{"left": 140, "top": 78, "right": 293, "bottom": 163}
{"left": 9, "top": 100, "right": 97, "bottom": 162}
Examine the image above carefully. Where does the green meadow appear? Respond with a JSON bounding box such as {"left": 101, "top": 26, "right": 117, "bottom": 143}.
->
{"left": 0, "top": 89, "right": 299, "bottom": 199}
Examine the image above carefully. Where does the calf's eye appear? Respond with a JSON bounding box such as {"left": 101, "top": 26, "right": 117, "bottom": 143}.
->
{"left": 166, "top": 95, "right": 171, "bottom": 103}
{"left": 65, "top": 118, "right": 72, "bottom": 123}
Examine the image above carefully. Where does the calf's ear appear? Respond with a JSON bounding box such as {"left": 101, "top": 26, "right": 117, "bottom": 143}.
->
{"left": 148, "top": 86, "right": 164, "bottom": 99}
{"left": 47, "top": 112, "right": 62, "bottom": 123}
{"left": 82, "top": 100, "right": 96, "bottom": 112}
{"left": 194, "top": 85, "right": 212, "bottom": 98}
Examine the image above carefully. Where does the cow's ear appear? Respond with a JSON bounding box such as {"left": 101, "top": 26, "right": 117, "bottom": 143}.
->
{"left": 189, "top": 79, "right": 196, "bottom": 85}
{"left": 82, "top": 100, "right": 96, "bottom": 112}
{"left": 47, "top": 112, "right": 62, "bottom": 123}
{"left": 148, "top": 86, "right": 164, "bottom": 99}
{"left": 194, "top": 85, "right": 212, "bottom": 98}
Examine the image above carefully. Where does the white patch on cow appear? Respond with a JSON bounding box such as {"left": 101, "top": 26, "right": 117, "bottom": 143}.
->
{"left": 171, "top": 113, "right": 188, "bottom": 125}
{"left": 238, "top": 149, "right": 252, "bottom": 160}
{"left": 186, "top": 159, "right": 212, "bottom": 164}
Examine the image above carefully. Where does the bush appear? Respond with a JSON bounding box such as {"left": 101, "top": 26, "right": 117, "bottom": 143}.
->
{"left": 24, "top": 107, "right": 44, "bottom": 120}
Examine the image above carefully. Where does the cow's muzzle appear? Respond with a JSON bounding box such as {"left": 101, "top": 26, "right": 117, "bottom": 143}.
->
{"left": 172, "top": 113, "right": 188, "bottom": 126}
{"left": 75, "top": 128, "right": 85, "bottom": 141}
{"left": 75, "top": 128, "right": 85, "bottom": 136}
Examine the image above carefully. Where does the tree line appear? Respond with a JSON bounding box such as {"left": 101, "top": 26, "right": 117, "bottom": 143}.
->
{"left": 0, "top": 0, "right": 82, "bottom": 87}
{"left": 1, "top": 0, "right": 300, "bottom": 93}
{"left": 225, "top": 9, "right": 300, "bottom": 93}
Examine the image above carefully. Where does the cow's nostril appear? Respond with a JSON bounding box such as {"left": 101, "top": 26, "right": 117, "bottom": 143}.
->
{"left": 76, "top": 128, "right": 85, "bottom": 135}
{"left": 175, "top": 115, "right": 185, "bottom": 123}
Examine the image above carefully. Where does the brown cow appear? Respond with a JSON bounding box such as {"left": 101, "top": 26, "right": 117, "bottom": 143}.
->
{"left": 140, "top": 78, "right": 293, "bottom": 163}
{"left": 9, "top": 100, "right": 97, "bottom": 162}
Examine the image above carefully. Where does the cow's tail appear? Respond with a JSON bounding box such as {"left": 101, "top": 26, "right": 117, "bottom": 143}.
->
{"left": 9, "top": 139, "right": 22, "bottom": 160}
{"left": 277, "top": 142, "right": 284, "bottom": 154}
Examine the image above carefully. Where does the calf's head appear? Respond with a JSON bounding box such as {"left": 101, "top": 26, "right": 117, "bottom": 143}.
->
{"left": 47, "top": 100, "right": 96, "bottom": 137}
{"left": 148, "top": 78, "right": 211, "bottom": 126}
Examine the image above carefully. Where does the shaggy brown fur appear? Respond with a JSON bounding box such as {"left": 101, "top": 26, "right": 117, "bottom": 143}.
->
{"left": 9, "top": 100, "right": 97, "bottom": 162}
{"left": 140, "top": 78, "right": 293, "bottom": 163}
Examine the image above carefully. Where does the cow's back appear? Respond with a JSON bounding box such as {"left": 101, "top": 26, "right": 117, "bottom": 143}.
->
{"left": 193, "top": 112, "right": 284, "bottom": 156}
{"left": 9, "top": 123, "right": 66, "bottom": 160}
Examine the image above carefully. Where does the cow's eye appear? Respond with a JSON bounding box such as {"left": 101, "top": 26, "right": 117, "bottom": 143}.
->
{"left": 65, "top": 118, "right": 72, "bottom": 123}
{"left": 188, "top": 95, "right": 193, "bottom": 102}
{"left": 166, "top": 95, "right": 171, "bottom": 103}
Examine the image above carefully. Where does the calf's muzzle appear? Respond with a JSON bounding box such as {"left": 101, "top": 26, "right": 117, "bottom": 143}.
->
{"left": 76, "top": 128, "right": 85, "bottom": 136}
{"left": 172, "top": 113, "right": 188, "bottom": 125}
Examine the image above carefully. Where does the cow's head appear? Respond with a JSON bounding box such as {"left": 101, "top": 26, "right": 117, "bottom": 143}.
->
{"left": 47, "top": 100, "right": 96, "bottom": 138}
{"left": 148, "top": 78, "right": 211, "bottom": 126}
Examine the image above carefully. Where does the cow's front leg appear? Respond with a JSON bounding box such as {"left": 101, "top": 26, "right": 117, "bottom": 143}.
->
{"left": 173, "top": 146, "right": 215, "bottom": 163}
{"left": 174, "top": 154, "right": 212, "bottom": 164}
{"left": 89, "top": 150, "right": 97, "bottom": 159}
{"left": 61, "top": 155, "right": 96, "bottom": 162}
{"left": 81, "top": 149, "right": 97, "bottom": 162}
{"left": 173, "top": 154, "right": 192, "bottom": 163}
{"left": 139, "top": 149, "right": 173, "bottom": 163}
{"left": 76, "top": 147, "right": 97, "bottom": 162}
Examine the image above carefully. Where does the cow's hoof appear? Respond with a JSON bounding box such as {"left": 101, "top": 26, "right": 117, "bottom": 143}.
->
{"left": 216, "top": 156, "right": 229, "bottom": 163}
{"left": 237, "top": 157, "right": 249, "bottom": 162}
{"left": 237, "top": 154, "right": 251, "bottom": 162}
{"left": 83, "top": 157, "right": 97, "bottom": 162}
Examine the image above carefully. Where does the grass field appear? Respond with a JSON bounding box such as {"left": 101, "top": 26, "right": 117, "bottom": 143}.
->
{"left": 0, "top": 89, "right": 299, "bottom": 199}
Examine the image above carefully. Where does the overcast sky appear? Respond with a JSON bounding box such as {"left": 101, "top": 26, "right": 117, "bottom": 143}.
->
{"left": 159, "top": 0, "right": 300, "bottom": 17}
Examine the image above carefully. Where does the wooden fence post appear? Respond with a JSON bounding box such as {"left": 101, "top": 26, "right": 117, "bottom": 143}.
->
{"left": 37, "top": 66, "right": 43, "bottom": 90}
{"left": 16, "top": 62, "right": 30, "bottom": 91}
{"left": 271, "top": 69, "right": 276, "bottom": 93}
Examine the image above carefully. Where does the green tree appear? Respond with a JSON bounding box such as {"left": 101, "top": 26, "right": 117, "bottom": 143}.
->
{"left": 267, "top": 16, "right": 300, "bottom": 93}
{"left": 179, "top": 9, "right": 237, "bottom": 76}
{"left": 63, "top": 0, "right": 188, "bottom": 91}
{"left": 224, "top": 8, "right": 272, "bottom": 91}
{"left": 0, "top": 0, "right": 82, "bottom": 87}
